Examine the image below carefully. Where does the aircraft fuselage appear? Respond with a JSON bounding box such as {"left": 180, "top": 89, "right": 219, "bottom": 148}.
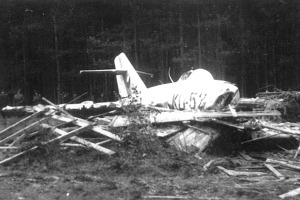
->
{"left": 141, "top": 69, "right": 240, "bottom": 110}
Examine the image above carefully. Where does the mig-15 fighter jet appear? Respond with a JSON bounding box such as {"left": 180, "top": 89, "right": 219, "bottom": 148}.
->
{"left": 80, "top": 53, "right": 240, "bottom": 111}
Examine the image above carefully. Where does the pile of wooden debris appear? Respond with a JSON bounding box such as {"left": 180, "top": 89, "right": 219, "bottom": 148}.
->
{"left": 203, "top": 152, "right": 300, "bottom": 199}
{"left": 1, "top": 91, "right": 300, "bottom": 167}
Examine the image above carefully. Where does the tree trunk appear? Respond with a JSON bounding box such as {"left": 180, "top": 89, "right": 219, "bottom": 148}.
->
{"left": 272, "top": 42, "right": 276, "bottom": 86}
{"left": 264, "top": 34, "right": 269, "bottom": 88}
{"left": 133, "top": 16, "right": 138, "bottom": 69}
{"left": 238, "top": 6, "right": 246, "bottom": 97}
{"left": 22, "top": 29, "right": 27, "bottom": 104}
{"left": 179, "top": 9, "right": 184, "bottom": 70}
{"left": 53, "top": 15, "right": 61, "bottom": 104}
{"left": 216, "top": 14, "right": 224, "bottom": 79}
{"left": 160, "top": 41, "right": 165, "bottom": 83}
{"left": 197, "top": 9, "right": 201, "bottom": 68}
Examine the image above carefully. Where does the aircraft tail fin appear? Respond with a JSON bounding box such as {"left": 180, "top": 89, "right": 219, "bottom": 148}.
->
{"left": 114, "top": 53, "right": 147, "bottom": 98}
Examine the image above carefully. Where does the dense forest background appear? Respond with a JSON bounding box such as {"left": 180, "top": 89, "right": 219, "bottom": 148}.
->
{"left": 0, "top": 0, "right": 299, "bottom": 105}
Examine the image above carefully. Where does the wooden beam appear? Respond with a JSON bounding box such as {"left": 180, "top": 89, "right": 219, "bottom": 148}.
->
{"left": 0, "top": 117, "right": 48, "bottom": 146}
{"left": 266, "top": 158, "right": 300, "bottom": 171}
{"left": 279, "top": 187, "right": 300, "bottom": 199}
{"left": 41, "top": 124, "right": 115, "bottom": 155}
{"left": 60, "top": 143, "right": 85, "bottom": 148}
{"left": 0, "top": 146, "right": 19, "bottom": 150}
{"left": 50, "top": 114, "right": 121, "bottom": 141}
{"left": 294, "top": 143, "right": 300, "bottom": 159}
{"left": 42, "top": 97, "right": 75, "bottom": 119}
{"left": 212, "top": 119, "right": 244, "bottom": 130}
{"left": 96, "top": 139, "right": 112, "bottom": 145}
{"left": 262, "top": 123, "right": 300, "bottom": 137}
{"left": 0, "top": 109, "right": 47, "bottom": 140}
{"left": 142, "top": 196, "right": 190, "bottom": 199}
{"left": 0, "top": 123, "right": 91, "bottom": 165}
{"left": 0, "top": 146, "right": 38, "bottom": 165}
{"left": 241, "top": 132, "right": 286, "bottom": 144}
{"left": 9, "top": 133, "right": 26, "bottom": 147}
{"left": 264, "top": 163, "right": 285, "bottom": 180}
{"left": 46, "top": 124, "right": 92, "bottom": 145}
{"left": 217, "top": 166, "right": 267, "bottom": 176}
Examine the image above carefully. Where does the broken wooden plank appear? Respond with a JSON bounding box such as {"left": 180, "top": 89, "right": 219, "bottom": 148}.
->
{"left": 41, "top": 124, "right": 115, "bottom": 155}
{"left": 60, "top": 143, "right": 86, "bottom": 148}
{"left": 0, "top": 146, "right": 18, "bottom": 150}
{"left": 186, "top": 124, "right": 211, "bottom": 135}
{"left": 9, "top": 133, "right": 26, "bottom": 147}
{"left": 45, "top": 124, "right": 92, "bottom": 145}
{"left": 262, "top": 122, "right": 300, "bottom": 136}
{"left": 217, "top": 166, "right": 267, "bottom": 176}
{"left": 266, "top": 158, "right": 300, "bottom": 171}
{"left": 63, "top": 134, "right": 115, "bottom": 155}
{"left": 42, "top": 97, "right": 75, "bottom": 119}
{"left": 237, "top": 176, "right": 276, "bottom": 183}
{"left": 50, "top": 114, "right": 121, "bottom": 141}
{"left": 0, "top": 109, "right": 47, "bottom": 140}
{"left": 263, "top": 163, "right": 285, "bottom": 180}
{"left": 96, "top": 139, "right": 112, "bottom": 145}
{"left": 0, "top": 146, "right": 38, "bottom": 165}
{"left": 238, "top": 152, "right": 254, "bottom": 161}
{"left": 0, "top": 122, "right": 89, "bottom": 165}
{"left": 241, "top": 132, "right": 286, "bottom": 144}
{"left": 0, "top": 123, "right": 103, "bottom": 165}
{"left": 142, "top": 196, "right": 191, "bottom": 199}
{"left": 203, "top": 159, "right": 216, "bottom": 171}
{"left": 155, "top": 125, "right": 186, "bottom": 137}
{"left": 0, "top": 117, "right": 48, "bottom": 146}
{"left": 279, "top": 187, "right": 300, "bottom": 199}
{"left": 294, "top": 143, "right": 300, "bottom": 159}
{"left": 212, "top": 119, "right": 244, "bottom": 130}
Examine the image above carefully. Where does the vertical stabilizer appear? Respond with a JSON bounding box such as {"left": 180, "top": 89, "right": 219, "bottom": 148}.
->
{"left": 114, "top": 53, "right": 147, "bottom": 98}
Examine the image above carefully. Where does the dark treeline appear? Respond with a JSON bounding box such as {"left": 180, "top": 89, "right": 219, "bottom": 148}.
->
{"left": 0, "top": 0, "right": 299, "bottom": 104}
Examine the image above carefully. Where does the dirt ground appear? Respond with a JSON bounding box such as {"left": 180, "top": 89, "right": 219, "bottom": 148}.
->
{"left": 0, "top": 116, "right": 299, "bottom": 200}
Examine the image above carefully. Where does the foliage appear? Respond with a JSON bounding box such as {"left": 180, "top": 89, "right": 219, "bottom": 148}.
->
{"left": 116, "top": 87, "right": 165, "bottom": 159}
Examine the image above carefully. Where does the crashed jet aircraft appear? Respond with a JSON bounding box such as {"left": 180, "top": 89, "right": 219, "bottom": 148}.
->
{"left": 80, "top": 53, "right": 240, "bottom": 111}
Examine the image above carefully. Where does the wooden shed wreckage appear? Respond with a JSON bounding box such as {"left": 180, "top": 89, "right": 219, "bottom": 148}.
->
{"left": 1, "top": 53, "right": 300, "bottom": 165}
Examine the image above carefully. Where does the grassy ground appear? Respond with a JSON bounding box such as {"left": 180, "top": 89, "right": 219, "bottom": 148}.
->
{"left": 0, "top": 116, "right": 299, "bottom": 200}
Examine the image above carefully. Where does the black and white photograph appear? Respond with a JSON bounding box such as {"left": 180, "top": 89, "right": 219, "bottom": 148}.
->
{"left": 0, "top": 0, "right": 299, "bottom": 199}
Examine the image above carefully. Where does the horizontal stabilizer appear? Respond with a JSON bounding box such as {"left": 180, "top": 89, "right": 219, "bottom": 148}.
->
{"left": 80, "top": 69, "right": 127, "bottom": 75}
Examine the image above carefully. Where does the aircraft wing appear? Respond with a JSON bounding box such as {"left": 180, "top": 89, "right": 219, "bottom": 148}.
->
{"left": 80, "top": 69, "right": 127, "bottom": 75}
